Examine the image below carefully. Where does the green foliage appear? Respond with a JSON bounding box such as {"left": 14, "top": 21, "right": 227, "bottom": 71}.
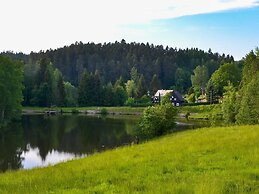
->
{"left": 150, "top": 74, "right": 160, "bottom": 96}
{"left": 161, "top": 92, "right": 172, "bottom": 105}
{"left": 207, "top": 63, "right": 241, "bottom": 97}
{"left": 23, "top": 63, "right": 39, "bottom": 106}
{"left": 191, "top": 65, "right": 209, "bottom": 91}
{"left": 236, "top": 72, "right": 259, "bottom": 124}
{"left": 55, "top": 70, "right": 66, "bottom": 107}
{"left": 29, "top": 59, "right": 57, "bottom": 107}
{"left": 64, "top": 82, "right": 78, "bottom": 107}
{"left": 114, "top": 76, "right": 124, "bottom": 88}
{"left": 130, "top": 66, "right": 139, "bottom": 83}
{"left": 174, "top": 67, "right": 191, "bottom": 93}
{"left": 100, "top": 108, "right": 108, "bottom": 115}
{"left": 103, "top": 83, "right": 114, "bottom": 106}
{"left": 71, "top": 109, "right": 79, "bottom": 114}
{"left": 138, "top": 104, "right": 177, "bottom": 138}
{"left": 186, "top": 93, "right": 196, "bottom": 103}
{"left": 114, "top": 85, "right": 128, "bottom": 106}
{"left": 4, "top": 42, "right": 233, "bottom": 95}
{"left": 235, "top": 50, "right": 259, "bottom": 125}
{"left": 78, "top": 69, "right": 92, "bottom": 106}
{"left": 0, "top": 56, "right": 24, "bottom": 124}
{"left": 125, "top": 80, "right": 137, "bottom": 98}
{"left": 221, "top": 83, "right": 237, "bottom": 124}
{"left": 136, "top": 74, "right": 147, "bottom": 98}
{"left": 125, "top": 97, "right": 135, "bottom": 107}
{"left": 2, "top": 42, "right": 236, "bottom": 107}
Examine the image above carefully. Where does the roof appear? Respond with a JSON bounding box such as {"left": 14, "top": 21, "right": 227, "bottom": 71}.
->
{"left": 154, "top": 90, "right": 173, "bottom": 97}
{"left": 172, "top": 90, "right": 185, "bottom": 102}
{"left": 154, "top": 90, "right": 185, "bottom": 102}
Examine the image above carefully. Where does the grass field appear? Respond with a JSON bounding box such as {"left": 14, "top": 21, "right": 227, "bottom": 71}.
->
{"left": 0, "top": 125, "right": 259, "bottom": 193}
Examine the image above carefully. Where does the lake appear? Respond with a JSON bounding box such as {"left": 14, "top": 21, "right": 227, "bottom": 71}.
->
{"left": 0, "top": 114, "right": 209, "bottom": 172}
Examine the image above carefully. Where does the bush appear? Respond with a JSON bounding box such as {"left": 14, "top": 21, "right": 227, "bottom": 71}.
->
{"left": 71, "top": 109, "right": 79, "bottom": 114}
{"left": 138, "top": 103, "right": 177, "bottom": 138}
{"left": 100, "top": 108, "right": 108, "bottom": 115}
{"left": 209, "top": 105, "right": 223, "bottom": 126}
{"left": 125, "top": 97, "right": 135, "bottom": 107}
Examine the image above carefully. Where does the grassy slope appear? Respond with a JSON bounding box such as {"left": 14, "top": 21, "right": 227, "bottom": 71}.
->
{"left": 1, "top": 125, "right": 259, "bottom": 193}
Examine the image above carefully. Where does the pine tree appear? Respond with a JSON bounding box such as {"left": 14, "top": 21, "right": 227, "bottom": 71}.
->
{"left": 56, "top": 74, "right": 66, "bottom": 107}
{"left": 150, "top": 74, "right": 160, "bottom": 96}
{"left": 137, "top": 74, "right": 147, "bottom": 98}
{"left": 78, "top": 69, "right": 90, "bottom": 106}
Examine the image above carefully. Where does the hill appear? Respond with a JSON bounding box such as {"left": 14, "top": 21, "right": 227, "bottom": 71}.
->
{"left": 2, "top": 40, "right": 234, "bottom": 92}
{"left": 0, "top": 125, "right": 258, "bottom": 193}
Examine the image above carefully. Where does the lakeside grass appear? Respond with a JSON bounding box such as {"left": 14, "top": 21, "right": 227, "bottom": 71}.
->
{"left": 1, "top": 125, "right": 259, "bottom": 193}
{"left": 23, "top": 106, "right": 145, "bottom": 114}
{"left": 23, "top": 104, "right": 216, "bottom": 118}
{"left": 178, "top": 104, "right": 219, "bottom": 119}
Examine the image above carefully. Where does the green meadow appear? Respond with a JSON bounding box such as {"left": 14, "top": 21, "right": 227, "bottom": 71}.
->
{"left": 0, "top": 125, "right": 259, "bottom": 193}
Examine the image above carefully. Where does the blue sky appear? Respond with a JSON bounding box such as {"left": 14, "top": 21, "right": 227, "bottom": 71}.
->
{"left": 0, "top": 0, "right": 258, "bottom": 60}
{"left": 123, "top": 6, "right": 259, "bottom": 60}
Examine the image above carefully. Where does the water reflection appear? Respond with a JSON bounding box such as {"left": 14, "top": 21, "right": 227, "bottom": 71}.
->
{"left": 21, "top": 146, "right": 81, "bottom": 169}
{"left": 0, "top": 123, "right": 25, "bottom": 171}
{"left": 0, "top": 114, "right": 209, "bottom": 172}
{"left": 0, "top": 114, "right": 138, "bottom": 171}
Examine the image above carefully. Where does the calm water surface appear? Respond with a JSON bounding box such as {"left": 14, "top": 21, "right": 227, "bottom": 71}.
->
{"left": 0, "top": 114, "right": 209, "bottom": 172}
{"left": 0, "top": 114, "right": 138, "bottom": 172}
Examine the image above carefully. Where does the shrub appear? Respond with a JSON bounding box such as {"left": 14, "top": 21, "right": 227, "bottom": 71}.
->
{"left": 100, "top": 108, "right": 108, "bottom": 115}
{"left": 71, "top": 109, "right": 79, "bottom": 114}
{"left": 138, "top": 103, "right": 177, "bottom": 138}
{"left": 125, "top": 97, "right": 135, "bottom": 107}
{"left": 209, "top": 105, "right": 223, "bottom": 126}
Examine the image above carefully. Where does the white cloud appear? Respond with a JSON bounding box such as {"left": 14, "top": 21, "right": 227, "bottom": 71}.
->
{"left": 0, "top": 0, "right": 258, "bottom": 53}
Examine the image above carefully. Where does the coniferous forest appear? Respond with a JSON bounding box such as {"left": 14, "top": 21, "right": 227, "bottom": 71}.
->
{"left": 1, "top": 40, "right": 236, "bottom": 108}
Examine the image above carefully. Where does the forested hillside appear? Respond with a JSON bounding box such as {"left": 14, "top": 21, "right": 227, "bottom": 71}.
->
{"left": 3, "top": 40, "right": 233, "bottom": 90}
{"left": 1, "top": 40, "right": 237, "bottom": 107}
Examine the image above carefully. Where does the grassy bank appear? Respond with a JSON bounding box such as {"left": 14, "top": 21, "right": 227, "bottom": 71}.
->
{"left": 1, "top": 125, "right": 259, "bottom": 193}
{"left": 178, "top": 104, "right": 219, "bottom": 120}
{"left": 23, "top": 104, "right": 216, "bottom": 118}
{"left": 23, "top": 106, "right": 145, "bottom": 115}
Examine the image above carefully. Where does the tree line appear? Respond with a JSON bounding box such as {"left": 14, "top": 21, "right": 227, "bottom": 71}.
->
{"left": 1, "top": 40, "right": 234, "bottom": 108}
{"left": 208, "top": 49, "right": 259, "bottom": 125}
{"left": 3, "top": 40, "right": 233, "bottom": 92}
{"left": 1, "top": 42, "right": 258, "bottom": 125}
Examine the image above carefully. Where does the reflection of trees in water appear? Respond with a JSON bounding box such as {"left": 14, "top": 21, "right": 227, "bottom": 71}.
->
{"left": 0, "top": 115, "right": 137, "bottom": 171}
{"left": 0, "top": 123, "right": 25, "bottom": 172}
{"left": 22, "top": 115, "right": 137, "bottom": 160}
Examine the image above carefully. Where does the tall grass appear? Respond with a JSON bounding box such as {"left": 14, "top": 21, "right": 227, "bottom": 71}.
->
{"left": 0, "top": 125, "right": 259, "bottom": 193}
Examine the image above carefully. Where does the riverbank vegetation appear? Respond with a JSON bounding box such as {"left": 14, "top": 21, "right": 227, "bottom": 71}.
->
{"left": 138, "top": 103, "right": 177, "bottom": 138}
{"left": 0, "top": 125, "right": 259, "bottom": 193}
{"left": 22, "top": 106, "right": 145, "bottom": 115}
{"left": 210, "top": 49, "right": 259, "bottom": 126}
{"left": 0, "top": 56, "right": 23, "bottom": 125}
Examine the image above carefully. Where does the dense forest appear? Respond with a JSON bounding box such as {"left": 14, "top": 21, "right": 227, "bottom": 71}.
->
{"left": 1, "top": 40, "right": 236, "bottom": 107}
